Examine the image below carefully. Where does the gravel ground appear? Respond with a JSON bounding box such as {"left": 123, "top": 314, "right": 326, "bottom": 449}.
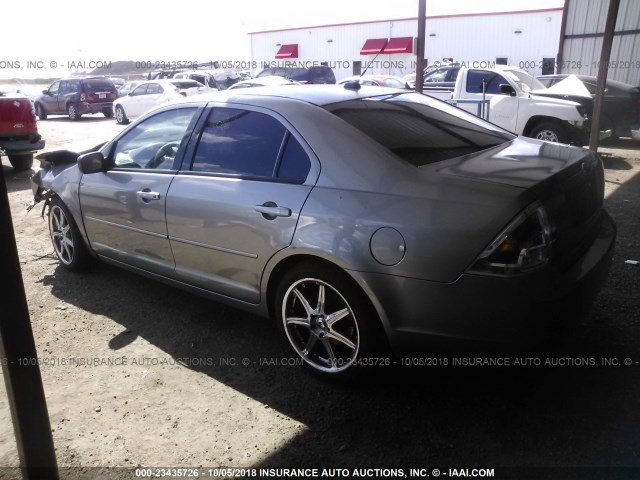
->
{"left": 1, "top": 116, "right": 639, "bottom": 478}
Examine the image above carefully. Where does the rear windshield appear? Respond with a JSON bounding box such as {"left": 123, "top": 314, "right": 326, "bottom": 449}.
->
{"left": 324, "top": 93, "right": 514, "bottom": 166}
{"left": 171, "top": 81, "right": 202, "bottom": 89}
{"left": 84, "top": 79, "right": 115, "bottom": 91}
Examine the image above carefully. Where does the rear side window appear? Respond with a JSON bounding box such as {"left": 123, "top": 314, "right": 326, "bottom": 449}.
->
{"left": 324, "top": 93, "right": 513, "bottom": 166}
{"left": 192, "top": 108, "right": 287, "bottom": 177}
{"left": 277, "top": 135, "right": 311, "bottom": 181}
{"left": 146, "top": 83, "right": 164, "bottom": 94}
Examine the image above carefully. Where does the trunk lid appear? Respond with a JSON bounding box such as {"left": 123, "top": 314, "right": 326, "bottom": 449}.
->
{"left": 429, "top": 137, "right": 605, "bottom": 272}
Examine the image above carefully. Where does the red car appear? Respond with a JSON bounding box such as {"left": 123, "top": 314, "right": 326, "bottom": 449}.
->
{"left": 0, "top": 93, "right": 45, "bottom": 171}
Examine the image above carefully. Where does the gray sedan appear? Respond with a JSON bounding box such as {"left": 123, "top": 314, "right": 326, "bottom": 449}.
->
{"left": 31, "top": 85, "right": 616, "bottom": 378}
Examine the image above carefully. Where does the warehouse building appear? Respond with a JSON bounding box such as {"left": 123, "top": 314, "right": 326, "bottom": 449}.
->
{"left": 558, "top": 0, "right": 640, "bottom": 85}
{"left": 249, "top": 8, "right": 564, "bottom": 80}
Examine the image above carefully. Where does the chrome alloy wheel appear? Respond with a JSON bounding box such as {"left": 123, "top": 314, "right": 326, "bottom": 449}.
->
{"left": 282, "top": 278, "right": 360, "bottom": 373}
{"left": 49, "top": 204, "right": 75, "bottom": 265}
{"left": 534, "top": 129, "right": 560, "bottom": 142}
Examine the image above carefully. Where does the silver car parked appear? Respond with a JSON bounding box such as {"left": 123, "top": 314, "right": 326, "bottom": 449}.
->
{"left": 31, "top": 85, "right": 616, "bottom": 378}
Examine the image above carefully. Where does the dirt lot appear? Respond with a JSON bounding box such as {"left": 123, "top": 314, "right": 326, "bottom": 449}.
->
{"left": 1, "top": 115, "right": 639, "bottom": 478}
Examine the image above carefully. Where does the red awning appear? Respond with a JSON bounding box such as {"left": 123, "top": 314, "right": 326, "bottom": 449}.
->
{"left": 360, "top": 38, "right": 388, "bottom": 55}
{"left": 275, "top": 44, "right": 298, "bottom": 59}
{"left": 383, "top": 37, "right": 413, "bottom": 54}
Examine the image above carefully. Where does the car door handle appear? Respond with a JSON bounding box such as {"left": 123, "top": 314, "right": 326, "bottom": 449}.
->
{"left": 254, "top": 203, "right": 291, "bottom": 219}
{"left": 137, "top": 190, "right": 161, "bottom": 201}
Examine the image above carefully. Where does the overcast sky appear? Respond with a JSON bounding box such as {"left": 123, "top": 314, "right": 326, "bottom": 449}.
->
{"left": 1, "top": 0, "right": 563, "bottom": 79}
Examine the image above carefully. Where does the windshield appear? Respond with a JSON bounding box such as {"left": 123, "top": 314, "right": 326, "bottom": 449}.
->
{"left": 503, "top": 70, "right": 545, "bottom": 92}
{"left": 324, "top": 93, "right": 514, "bottom": 167}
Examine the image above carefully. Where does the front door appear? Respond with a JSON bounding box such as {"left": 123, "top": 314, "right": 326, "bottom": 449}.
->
{"left": 41, "top": 81, "right": 61, "bottom": 114}
{"left": 79, "top": 106, "right": 200, "bottom": 276}
{"left": 462, "top": 69, "right": 519, "bottom": 132}
{"left": 128, "top": 82, "right": 166, "bottom": 118}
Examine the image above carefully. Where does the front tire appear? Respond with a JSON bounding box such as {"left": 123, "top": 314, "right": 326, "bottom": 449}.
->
{"left": 8, "top": 154, "right": 34, "bottom": 171}
{"left": 275, "top": 263, "right": 385, "bottom": 379}
{"left": 529, "top": 121, "right": 567, "bottom": 143}
{"left": 48, "top": 197, "right": 94, "bottom": 271}
{"left": 115, "top": 105, "right": 129, "bottom": 124}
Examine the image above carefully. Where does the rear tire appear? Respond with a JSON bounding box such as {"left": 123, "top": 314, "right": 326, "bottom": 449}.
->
{"left": 48, "top": 196, "right": 94, "bottom": 271}
{"left": 8, "top": 154, "right": 34, "bottom": 171}
{"left": 67, "top": 104, "right": 81, "bottom": 121}
{"left": 275, "top": 263, "right": 387, "bottom": 380}
{"left": 529, "top": 121, "right": 567, "bottom": 143}
{"left": 35, "top": 103, "right": 47, "bottom": 120}
{"left": 103, "top": 107, "right": 114, "bottom": 118}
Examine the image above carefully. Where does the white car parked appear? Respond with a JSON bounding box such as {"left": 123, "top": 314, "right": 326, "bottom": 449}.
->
{"left": 114, "top": 79, "right": 209, "bottom": 124}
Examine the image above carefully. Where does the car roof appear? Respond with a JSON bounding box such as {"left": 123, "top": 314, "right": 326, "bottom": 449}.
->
{"left": 57, "top": 76, "right": 111, "bottom": 81}
{"left": 171, "top": 84, "right": 407, "bottom": 107}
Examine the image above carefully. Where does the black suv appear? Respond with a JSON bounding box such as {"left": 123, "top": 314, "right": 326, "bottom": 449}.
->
{"left": 35, "top": 77, "right": 118, "bottom": 121}
{"left": 256, "top": 66, "right": 336, "bottom": 84}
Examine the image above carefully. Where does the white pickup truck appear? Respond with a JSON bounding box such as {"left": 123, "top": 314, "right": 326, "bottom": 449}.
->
{"left": 423, "top": 65, "right": 590, "bottom": 144}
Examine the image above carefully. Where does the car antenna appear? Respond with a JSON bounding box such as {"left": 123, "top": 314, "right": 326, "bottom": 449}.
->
{"left": 344, "top": 46, "right": 383, "bottom": 91}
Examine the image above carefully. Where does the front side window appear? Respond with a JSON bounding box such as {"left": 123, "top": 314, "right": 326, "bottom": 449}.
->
{"left": 324, "top": 93, "right": 514, "bottom": 167}
{"left": 466, "top": 70, "right": 510, "bottom": 94}
{"left": 111, "top": 107, "right": 197, "bottom": 169}
{"left": 130, "top": 84, "right": 148, "bottom": 96}
{"left": 48, "top": 81, "right": 60, "bottom": 96}
{"left": 191, "top": 108, "right": 287, "bottom": 177}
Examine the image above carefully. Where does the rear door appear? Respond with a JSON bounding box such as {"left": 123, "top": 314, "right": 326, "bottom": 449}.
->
{"left": 58, "top": 79, "right": 81, "bottom": 112}
{"left": 79, "top": 106, "right": 201, "bottom": 276}
{"left": 166, "top": 104, "right": 318, "bottom": 303}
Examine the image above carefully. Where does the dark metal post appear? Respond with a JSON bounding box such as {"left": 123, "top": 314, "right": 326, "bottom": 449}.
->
{"left": 415, "top": 0, "right": 426, "bottom": 93}
{"left": 556, "top": 0, "right": 570, "bottom": 74}
{"left": 589, "top": 0, "right": 621, "bottom": 152}
{"left": 0, "top": 165, "right": 58, "bottom": 480}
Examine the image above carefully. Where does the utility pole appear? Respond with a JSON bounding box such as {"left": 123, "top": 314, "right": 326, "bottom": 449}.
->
{"left": 415, "top": 0, "right": 426, "bottom": 93}
{"left": 0, "top": 164, "right": 58, "bottom": 480}
{"left": 589, "top": 0, "right": 620, "bottom": 152}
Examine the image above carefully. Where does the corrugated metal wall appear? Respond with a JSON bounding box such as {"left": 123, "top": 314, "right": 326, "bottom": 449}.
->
{"left": 250, "top": 9, "right": 563, "bottom": 81}
{"left": 562, "top": 0, "right": 640, "bottom": 85}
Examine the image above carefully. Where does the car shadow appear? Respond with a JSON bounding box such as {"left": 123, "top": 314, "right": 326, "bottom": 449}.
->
{"left": 600, "top": 137, "right": 640, "bottom": 150}
{"left": 39, "top": 115, "right": 114, "bottom": 123}
{"left": 600, "top": 154, "right": 633, "bottom": 170}
{"left": 2, "top": 161, "right": 35, "bottom": 194}
{"left": 40, "top": 177, "right": 640, "bottom": 476}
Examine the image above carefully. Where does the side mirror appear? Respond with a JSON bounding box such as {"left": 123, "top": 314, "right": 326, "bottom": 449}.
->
{"left": 42, "top": 89, "right": 49, "bottom": 95}
{"left": 499, "top": 84, "right": 516, "bottom": 96}
{"left": 78, "top": 151, "right": 109, "bottom": 174}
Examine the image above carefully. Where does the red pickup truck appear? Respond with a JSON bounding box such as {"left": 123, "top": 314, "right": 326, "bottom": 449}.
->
{"left": 0, "top": 93, "right": 45, "bottom": 171}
